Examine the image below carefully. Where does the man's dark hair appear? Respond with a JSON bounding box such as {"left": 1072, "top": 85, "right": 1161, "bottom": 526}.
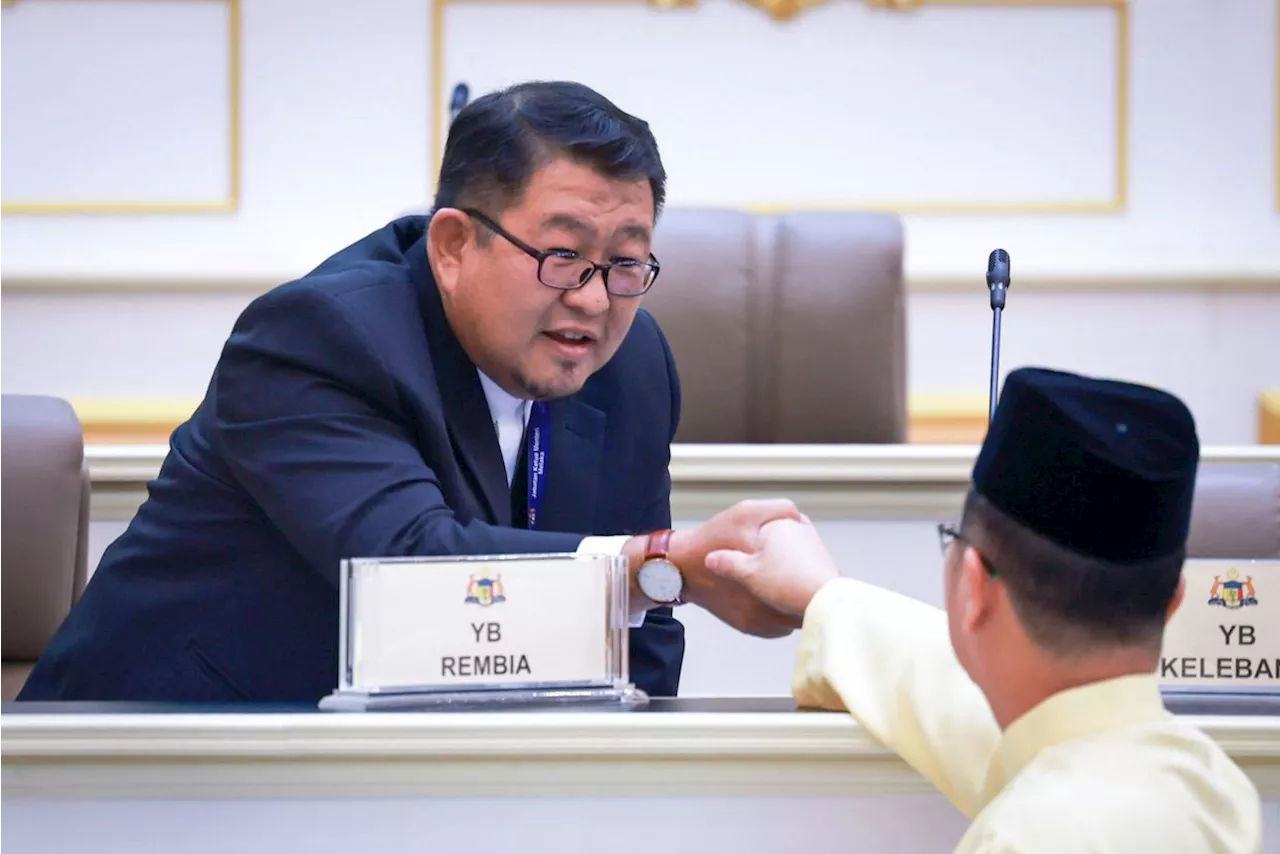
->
{"left": 960, "top": 489, "right": 1185, "bottom": 656}
{"left": 432, "top": 81, "right": 666, "bottom": 222}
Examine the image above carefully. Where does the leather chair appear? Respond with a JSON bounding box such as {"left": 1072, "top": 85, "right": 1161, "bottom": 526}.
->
{"left": 1187, "top": 462, "right": 1280, "bottom": 559}
{"left": 1, "top": 394, "right": 91, "bottom": 699}
{"left": 645, "top": 208, "right": 907, "bottom": 443}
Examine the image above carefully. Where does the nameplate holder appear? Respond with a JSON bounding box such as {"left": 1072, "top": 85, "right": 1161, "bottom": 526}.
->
{"left": 1158, "top": 558, "right": 1280, "bottom": 714}
{"left": 319, "top": 552, "right": 645, "bottom": 712}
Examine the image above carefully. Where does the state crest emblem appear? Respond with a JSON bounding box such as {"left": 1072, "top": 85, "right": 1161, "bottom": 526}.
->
{"left": 1208, "top": 568, "right": 1258, "bottom": 610}
{"left": 465, "top": 573, "right": 506, "bottom": 607}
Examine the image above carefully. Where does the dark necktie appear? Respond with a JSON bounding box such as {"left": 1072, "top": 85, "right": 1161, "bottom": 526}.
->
{"left": 510, "top": 425, "right": 530, "bottom": 529}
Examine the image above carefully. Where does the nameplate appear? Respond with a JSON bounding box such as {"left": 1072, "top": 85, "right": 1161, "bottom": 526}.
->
{"left": 335, "top": 553, "right": 630, "bottom": 696}
{"left": 1159, "top": 559, "right": 1279, "bottom": 690}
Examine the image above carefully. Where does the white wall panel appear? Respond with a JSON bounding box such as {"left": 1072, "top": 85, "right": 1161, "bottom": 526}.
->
{"left": 441, "top": 0, "right": 1119, "bottom": 210}
{"left": 906, "top": 290, "right": 1280, "bottom": 445}
{"left": 0, "top": 0, "right": 1276, "bottom": 277}
{"left": 1, "top": 0, "right": 235, "bottom": 209}
{"left": 0, "top": 0, "right": 432, "bottom": 276}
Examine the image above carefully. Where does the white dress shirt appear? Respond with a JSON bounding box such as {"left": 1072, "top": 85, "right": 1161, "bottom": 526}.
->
{"left": 476, "top": 370, "right": 531, "bottom": 487}
{"left": 476, "top": 370, "right": 650, "bottom": 627}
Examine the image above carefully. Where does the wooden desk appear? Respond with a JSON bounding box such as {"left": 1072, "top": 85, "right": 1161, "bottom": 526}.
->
{"left": 4, "top": 699, "right": 1279, "bottom": 853}
{"left": 85, "top": 443, "right": 1280, "bottom": 523}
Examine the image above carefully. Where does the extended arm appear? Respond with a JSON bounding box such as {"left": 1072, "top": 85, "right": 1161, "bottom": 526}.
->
{"left": 214, "top": 284, "right": 804, "bottom": 641}
{"left": 706, "top": 519, "right": 1003, "bottom": 818}
{"left": 792, "top": 578, "right": 1001, "bottom": 818}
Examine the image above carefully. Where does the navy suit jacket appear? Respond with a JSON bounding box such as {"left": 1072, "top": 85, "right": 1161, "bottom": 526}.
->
{"left": 19, "top": 216, "right": 686, "bottom": 703}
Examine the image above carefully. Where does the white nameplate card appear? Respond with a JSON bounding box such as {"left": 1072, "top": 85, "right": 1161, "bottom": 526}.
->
{"left": 320, "top": 552, "right": 642, "bottom": 710}
{"left": 1159, "top": 559, "right": 1278, "bottom": 691}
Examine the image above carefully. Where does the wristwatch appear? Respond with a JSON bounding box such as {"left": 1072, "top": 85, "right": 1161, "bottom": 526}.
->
{"left": 636, "top": 529, "right": 684, "bottom": 606}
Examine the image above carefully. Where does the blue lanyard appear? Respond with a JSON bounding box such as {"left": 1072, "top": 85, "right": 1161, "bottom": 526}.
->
{"left": 525, "top": 401, "right": 551, "bottom": 530}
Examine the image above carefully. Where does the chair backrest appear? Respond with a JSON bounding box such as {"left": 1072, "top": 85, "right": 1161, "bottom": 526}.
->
{"left": 1186, "top": 462, "right": 1280, "bottom": 559}
{"left": 644, "top": 208, "right": 907, "bottom": 443}
{"left": 1, "top": 394, "right": 90, "bottom": 699}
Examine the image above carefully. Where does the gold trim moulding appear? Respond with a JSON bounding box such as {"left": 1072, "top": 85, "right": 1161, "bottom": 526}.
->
{"left": 68, "top": 395, "right": 979, "bottom": 446}
{"left": 1262, "top": 390, "right": 1280, "bottom": 445}
{"left": 430, "top": 0, "right": 1129, "bottom": 215}
{"left": 66, "top": 394, "right": 1280, "bottom": 450}
{"left": 0, "top": 0, "right": 242, "bottom": 216}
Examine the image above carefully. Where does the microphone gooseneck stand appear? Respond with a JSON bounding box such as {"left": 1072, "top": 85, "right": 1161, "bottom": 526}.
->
{"left": 986, "top": 249, "right": 1010, "bottom": 425}
{"left": 989, "top": 290, "right": 1004, "bottom": 425}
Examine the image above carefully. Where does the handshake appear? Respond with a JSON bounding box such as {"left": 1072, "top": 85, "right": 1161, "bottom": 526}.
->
{"left": 623, "top": 499, "right": 841, "bottom": 638}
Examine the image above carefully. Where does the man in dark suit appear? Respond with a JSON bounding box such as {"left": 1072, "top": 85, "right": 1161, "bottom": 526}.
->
{"left": 19, "top": 81, "right": 801, "bottom": 704}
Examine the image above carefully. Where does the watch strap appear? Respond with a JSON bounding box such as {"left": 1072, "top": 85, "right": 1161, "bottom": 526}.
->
{"left": 644, "top": 529, "right": 674, "bottom": 562}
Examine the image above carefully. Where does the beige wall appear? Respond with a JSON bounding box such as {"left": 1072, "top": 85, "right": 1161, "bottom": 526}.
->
{"left": 3, "top": 0, "right": 1279, "bottom": 441}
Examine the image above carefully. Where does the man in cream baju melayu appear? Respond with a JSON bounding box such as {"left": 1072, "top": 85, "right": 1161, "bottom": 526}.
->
{"left": 707, "top": 367, "right": 1261, "bottom": 853}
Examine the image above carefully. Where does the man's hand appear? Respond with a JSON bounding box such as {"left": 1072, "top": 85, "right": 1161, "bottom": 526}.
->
{"left": 704, "top": 517, "right": 840, "bottom": 619}
{"left": 669, "top": 499, "right": 808, "bottom": 638}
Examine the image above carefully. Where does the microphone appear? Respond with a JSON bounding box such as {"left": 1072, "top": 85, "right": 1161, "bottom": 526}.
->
{"left": 985, "top": 249, "right": 1010, "bottom": 424}
{"left": 987, "top": 248, "right": 1009, "bottom": 310}
{"left": 449, "top": 83, "right": 470, "bottom": 125}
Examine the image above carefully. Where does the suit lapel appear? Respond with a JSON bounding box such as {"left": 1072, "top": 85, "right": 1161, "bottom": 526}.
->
{"left": 434, "top": 345, "right": 512, "bottom": 527}
{"left": 537, "top": 397, "right": 605, "bottom": 533}
{"left": 412, "top": 236, "right": 510, "bottom": 526}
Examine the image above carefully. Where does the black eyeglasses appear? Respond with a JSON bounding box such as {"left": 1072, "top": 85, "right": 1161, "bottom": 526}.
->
{"left": 937, "top": 523, "right": 998, "bottom": 577}
{"left": 463, "top": 208, "right": 660, "bottom": 297}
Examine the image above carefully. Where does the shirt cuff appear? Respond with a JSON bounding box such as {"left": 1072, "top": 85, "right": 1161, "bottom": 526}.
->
{"left": 577, "top": 535, "right": 651, "bottom": 628}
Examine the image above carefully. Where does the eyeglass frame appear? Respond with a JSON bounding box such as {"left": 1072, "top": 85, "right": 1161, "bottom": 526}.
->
{"left": 462, "top": 207, "right": 661, "bottom": 297}
{"left": 937, "top": 522, "right": 999, "bottom": 577}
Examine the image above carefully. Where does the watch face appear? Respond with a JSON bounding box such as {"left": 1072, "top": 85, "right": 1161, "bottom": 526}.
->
{"left": 639, "top": 559, "right": 683, "bottom": 603}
